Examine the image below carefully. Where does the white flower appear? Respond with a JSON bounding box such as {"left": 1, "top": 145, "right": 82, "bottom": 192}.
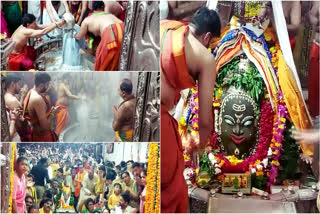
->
{"left": 268, "top": 148, "right": 272, "bottom": 156}
{"left": 256, "top": 164, "right": 263, "bottom": 170}
{"left": 215, "top": 168, "right": 222, "bottom": 174}
{"left": 262, "top": 158, "right": 268, "bottom": 168}
{"left": 183, "top": 168, "right": 194, "bottom": 180}
{"left": 208, "top": 153, "right": 217, "bottom": 165}
{"left": 251, "top": 168, "right": 256, "bottom": 174}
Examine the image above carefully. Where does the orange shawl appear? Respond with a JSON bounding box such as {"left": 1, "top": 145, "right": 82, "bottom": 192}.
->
{"left": 94, "top": 22, "right": 124, "bottom": 71}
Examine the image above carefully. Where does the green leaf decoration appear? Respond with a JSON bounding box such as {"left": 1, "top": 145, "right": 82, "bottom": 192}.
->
{"left": 216, "top": 56, "right": 265, "bottom": 104}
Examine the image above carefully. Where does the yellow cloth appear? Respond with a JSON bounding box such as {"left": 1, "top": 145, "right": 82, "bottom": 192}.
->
{"left": 95, "top": 177, "right": 106, "bottom": 196}
{"left": 50, "top": 164, "right": 60, "bottom": 178}
{"left": 108, "top": 178, "right": 125, "bottom": 198}
{"left": 40, "top": 208, "right": 52, "bottom": 214}
{"left": 108, "top": 193, "right": 120, "bottom": 210}
{"left": 277, "top": 52, "right": 313, "bottom": 156}
{"left": 26, "top": 186, "right": 37, "bottom": 205}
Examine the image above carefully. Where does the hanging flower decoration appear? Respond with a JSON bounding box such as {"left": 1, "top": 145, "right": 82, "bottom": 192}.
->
{"left": 145, "top": 143, "right": 160, "bottom": 213}
{"left": 9, "top": 143, "right": 16, "bottom": 214}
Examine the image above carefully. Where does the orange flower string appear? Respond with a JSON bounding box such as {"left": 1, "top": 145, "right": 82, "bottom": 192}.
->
{"left": 145, "top": 143, "right": 160, "bottom": 213}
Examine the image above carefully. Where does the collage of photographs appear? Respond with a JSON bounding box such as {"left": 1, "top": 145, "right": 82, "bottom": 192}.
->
{"left": 0, "top": 0, "right": 319, "bottom": 213}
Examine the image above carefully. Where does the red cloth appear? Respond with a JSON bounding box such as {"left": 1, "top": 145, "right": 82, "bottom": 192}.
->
{"left": 55, "top": 103, "right": 69, "bottom": 135}
{"left": 19, "top": 126, "right": 32, "bottom": 142}
{"left": 23, "top": 90, "right": 58, "bottom": 142}
{"left": 94, "top": 22, "right": 124, "bottom": 71}
{"left": 31, "top": 130, "right": 58, "bottom": 142}
{"left": 308, "top": 42, "right": 319, "bottom": 117}
{"left": 118, "top": 7, "right": 125, "bottom": 21}
{"left": 290, "top": 36, "right": 296, "bottom": 51}
{"left": 160, "top": 21, "right": 196, "bottom": 213}
{"left": 9, "top": 46, "right": 36, "bottom": 71}
{"left": 161, "top": 106, "right": 188, "bottom": 213}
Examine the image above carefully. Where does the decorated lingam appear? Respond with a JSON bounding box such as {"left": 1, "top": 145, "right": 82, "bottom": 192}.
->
{"left": 179, "top": 14, "right": 313, "bottom": 191}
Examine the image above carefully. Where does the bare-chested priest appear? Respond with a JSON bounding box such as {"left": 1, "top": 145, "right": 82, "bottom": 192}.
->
{"left": 55, "top": 73, "right": 82, "bottom": 135}
{"left": 74, "top": 0, "right": 124, "bottom": 71}
{"left": 9, "top": 14, "right": 65, "bottom": 71}
{"left": 4, "top": 73, "right": 30, "bottom": 141}
{"left": 113, "top": 79, "right": 136, "bottom": 142}
{"left": 23, "top": 72, "right": 60, "bottom": 142}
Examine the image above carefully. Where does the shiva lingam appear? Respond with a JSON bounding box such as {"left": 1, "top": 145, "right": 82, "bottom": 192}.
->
{"left": 34, "top": 13, "right": 94, "bottom": 71}
{"left": 218, "top": 86, "right": 259, "bottom": 158}
{"left": 217, "top": 56, "right": 259, "bottom": 158}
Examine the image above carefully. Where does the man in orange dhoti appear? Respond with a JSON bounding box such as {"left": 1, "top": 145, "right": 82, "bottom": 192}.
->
{"left": 9, "top": 14, "right": 65, "bottom": 71}
{"left": 23, "top": 72, "right": 60, "bottom": 142}
{"left": 56, "top": 73, "right": 81, "bottom": 135}
{"left": 160, "top": 7, "right": 221, "bottom": 213}
{"left": 75, "top": 1, "right": 124, "bottom": 71}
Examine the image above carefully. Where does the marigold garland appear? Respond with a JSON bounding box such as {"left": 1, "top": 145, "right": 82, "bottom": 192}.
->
{"left": 58, "top": 199, "right": 74, "bottom": 209}
{"left": 9, "top": 142, "right": 16, "bottom": 213}
{"left": 145, "top": 143, "right": 160, "bottom": 213}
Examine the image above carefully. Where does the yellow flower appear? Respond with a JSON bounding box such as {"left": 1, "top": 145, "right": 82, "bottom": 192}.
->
{"left": 195, "top": 168, "right": 199, "bottom": 174}
{"left": 272, "top": 150, "right": 278, "bottom": 155}
{"left": 254, "top": 160, "right": 261, "bottom": 166}
{"left": 195, "top": 98, "right": 199, "bottom": 103}
{"left": 272, "top": 160, "right": 280, "bottom": 166}
{"left": 264, "top": 93, "right": 269, "bottom": 99}
{"left": 191, "top": 88, "right": 197, "bottom": 93}
{"left": 219, "top": 160, "right": 225, "bottom": 167}
{"left": 213, "top": 102, "right": 220, "bottom": 107}
{"left": 256, "top": 171, "right": 264, "bottom": 176}
{"left": 278, "top": 124, "right": 284, "bottom": 129}
{"left": 191, "top": 130, "right": 198, "bottom": 136}
{"left": 275, "top": 142, "right": 280, "bottom": 147}
{"left": 193, "top": 122, "right": 199, "bottom": 129}
{"left": 264, "top": 31, "right": 272, "bottom": 41}
{"left": 270, "top": 143, "right": 274, "bottom": 149}
{"left": 179, "top": 117, "right": 187, "bottom": 127}
{"left": 216, "top": 87, "right": 223, "bottom": 100}
{"left": 227, "top": 155, "right": 243, "bottom": 166}
{"left": 279, "top": 117, "right": 286, "bottom": 123}
{"left": 146, "top": 143, "right": 160, "bottom": 213}
{"left": 184, "top": 154, "right": 190, "bottom": 161}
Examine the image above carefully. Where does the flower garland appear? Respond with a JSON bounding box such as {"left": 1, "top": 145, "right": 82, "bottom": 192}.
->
{"left": 145, "top": 143, "right": 160, "bottom": 213}
{"left": 9, "top": 142, "right": 16, "bottom": 213}
{"left": 58, "top": 199, "right": 74, "bottom": 209}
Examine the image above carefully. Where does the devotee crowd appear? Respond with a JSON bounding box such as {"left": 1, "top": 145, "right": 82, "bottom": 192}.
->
{"left": 2, "top": 72, "right": 136, "bottom": 142}
{"left": 1, "top": 0, "right": 127, "bottom": 71}
{"left": 13, "top": 143, "right": 148, "bottom": 213}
